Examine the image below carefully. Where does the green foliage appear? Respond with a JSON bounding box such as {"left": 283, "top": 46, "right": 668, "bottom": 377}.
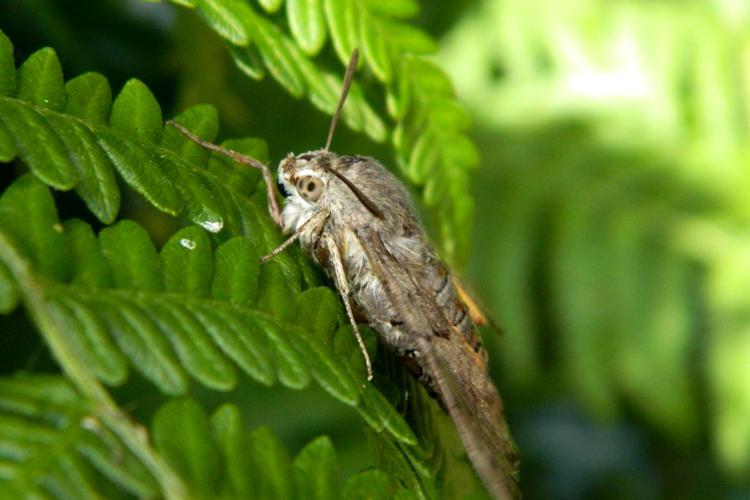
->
{"left": 442, "top": 0, "right": 750, "bottom": 480}
{"left": 168, "top": 0, "right": 477, "bottom": 264}
{"left": 0, "top": 375, "right": 410, "bottom": 500}
{"left": 0, "top": 374, "right": 158, "bottom": 498}
{"left": 6, "top": 0, "right": 744, "bottom": 495}
{"left": 0, "top": 28, "right": 455, "bottom": 498}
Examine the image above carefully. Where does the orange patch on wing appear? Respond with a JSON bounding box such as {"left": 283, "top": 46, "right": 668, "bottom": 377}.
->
{"left": 453, "top": 278, "right": 491, "bottom": 327}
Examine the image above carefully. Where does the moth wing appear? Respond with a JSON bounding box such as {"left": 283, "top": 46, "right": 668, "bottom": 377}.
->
{"left": 354, "top": 226, "right": 451, "bottom": 337}
{"left": 355, "top": 227, "right": 520, "bottom": 499}
{"left": 416, "top": 335, "right": 520, "bottom": 500}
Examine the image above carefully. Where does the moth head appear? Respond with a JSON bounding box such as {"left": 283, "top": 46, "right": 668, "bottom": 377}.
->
{"left": 276, "top": 150, "right": 384, "bottom": 219}
{"left": 277, "top": 151, "right": 333, "bottom": 206}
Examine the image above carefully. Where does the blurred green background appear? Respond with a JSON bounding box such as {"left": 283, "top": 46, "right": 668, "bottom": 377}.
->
{"left": 2, "top": 0, "right": 750, "bottom": 498}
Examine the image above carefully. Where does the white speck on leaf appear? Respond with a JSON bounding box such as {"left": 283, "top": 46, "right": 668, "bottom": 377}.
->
{"left": 81, "top": 416, "right": 100, "bottom": 432}
{"left": 200, "top": 219, "right": 223, "bottom": 233}
{"left": 180, "top": 238, "right": 196, "bottom": 250}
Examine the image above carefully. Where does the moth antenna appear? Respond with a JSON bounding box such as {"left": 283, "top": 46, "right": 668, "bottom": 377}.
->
{"left": 322, "top": 165, "right": 383, "bottom": 219}
{"left": 324, "top": 49, "right": 359, "bottom": 151}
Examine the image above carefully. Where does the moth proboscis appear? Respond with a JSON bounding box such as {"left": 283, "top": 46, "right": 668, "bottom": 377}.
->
{"left": 168, "top": 49, "right": 521, "bottom": 500}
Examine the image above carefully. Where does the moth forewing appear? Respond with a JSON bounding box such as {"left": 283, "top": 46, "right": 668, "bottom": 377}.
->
{"left": 416, "top": 337, "right": 520, "bottom": 500}
{"left": 356, "top": 222, "right": 520, "bottom": 499}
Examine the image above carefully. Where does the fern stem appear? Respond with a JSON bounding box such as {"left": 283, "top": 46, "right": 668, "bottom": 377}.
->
{"left": 0, "top": 229, "right": 189, "bottom": 500}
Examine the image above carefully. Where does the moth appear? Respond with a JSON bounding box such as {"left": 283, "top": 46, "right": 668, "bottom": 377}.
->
{"left": 169, "top": 50, "right": 520, "bottom": 500}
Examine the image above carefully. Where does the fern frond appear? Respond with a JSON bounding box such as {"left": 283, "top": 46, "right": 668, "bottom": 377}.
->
{"left": 0, "top": 376, "right": 414, "bottom": 499}
{"left": 0, "top": 374, "right": 157, "bottom": 498}
{"left": 0, "top": 31, "right": 264, "bottom": 242}
{"left": 209, "top": 406, "right": 420, "bottom": 499}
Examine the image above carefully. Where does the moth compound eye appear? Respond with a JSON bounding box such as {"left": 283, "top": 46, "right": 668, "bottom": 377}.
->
{"left": 276, "top": 177, "right": 290, "bottom": 198}
{"left": 295, "top": 176, "right": 324, "bottom": 202}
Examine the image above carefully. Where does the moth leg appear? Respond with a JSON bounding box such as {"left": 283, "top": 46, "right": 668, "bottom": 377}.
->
{"left": 167, "top": 120, "right": 282, "bottom": 227}
{"left": 260, "top": 210, "right": 330, "bottom": 264}
{"left": 321, "top": 233, "right": 374, "bottom": 381}
{"left": 260, "top": 231, "right": 301, "bottom": 265}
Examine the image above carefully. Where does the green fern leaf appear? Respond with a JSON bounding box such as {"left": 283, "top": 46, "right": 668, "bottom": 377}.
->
{"left": 324, "top": 0, "right": 360, "bottom": 66}
{"left": 0, "top": 34, "right": 258, "bottom": 227}
{"left": 256, "top": 312, "right": 313, "bottom": 389}
{"left": 96, "top": 126, "right": 184, "bottom": 216}
{"left": 194, "top": 304, "right": 276, "bottom": 386}
{"left": 362, "top": 0, "right": 419, "bottom": 19}
{"left": 75, "top": 422, "right": 158, "bottom": 497}
{"left": 210, "top": 404, "right": 257, "bottom": 498}
{"left": 102, "top": 298, "right": 190, "bottom": 395}
{"left": 48, "top": 111, "right": 121, "bottom": 223}
{"left": 153, "top": 398, "right": 222, "bottom": 499}
{"left": 162, "top": 226, "right": 214, "bottom": 295}
{"left": 0, "top": 95, "right": 79, "bottom": 191}
{"left": 0, "top": 262, "right": 19, "bottom": 313}
{"left": 258, "top": 0, "right": 284, "bottom": 14}
{"left": 293, "top": 436, "right": 338, "bottom": 500}
{"left": 296, "top": 287, "right": 340, "bottom": 341}
{"left": 211, "top": 236, "right": 261, "bottom": 305}
{"left": 342, "top": 469, "right": 391, "bottom": 500}
{"left": 162, "top": 104, "right": 220, "bottom": 165}
{"left": 0, "top": 120, "right": 16, "bottom": 161}
{"left": 110, "top": 79, "right": 163, "bottom": 143}
{"left": 249, "top": 426, "right": 296, "bottom": 498}
{"left": 0, "top": 174, "right": 70, "bottom": 282}
{"left": 50, "top": 295, "right": 129, "bottom": 386}
{"left": 405, "top": 128, "right": 439, "bottom": 184}
{"left": 16, "top": 47, "right": 66, "bottom": 111}
{"left": 437, "top": 5, "right": 750, "bottom": 472}
{"left": 154, "top": 302, "right": 240, "bottom": 391}
{"left": 160, "top": 230, "right": 239, "bottom": 390}
{"left": 65, "top": 218, "right": 113, "bottom": 288}
{"left": 0, "top": 35, "right": 191, "bottom": 219}
{"left": 426, "top": 97, "right": 470, "bottom": 130}
{"left": 64, "top": 72, "right": 112, "bottom": 125}
{"left": 199, "top": 399, "right": 420, "bottom": 499}
{"left": 381, "top": 21, "right": 436, "bottom": 54}
{"left": 368, "top": 431, "right": 429, "bottom": 500}
{"left": 291, "top": 323, "right": 361, "bottom": 405}
{"left": 99, "top": 220, "right": 162, "bottom": 291}
{"left": 0, "top": 31, "right": 15, "bottom": 96}
{"left": 359, "top": 385, "right": 417, "bottom": 445}
{"left": 287, "top": 0, "right": 327, "bottom": 55}
{"left": 360, "top": 11, "right": 392, "bottom": 82}
{"left": 228, "top": 43, "right": 267, "bottom": 80}
{"left": 245, "top": 9, "right": 307, "bottom": 97}
{"left": 193, "top": 0, "right": 251, "bottom": 45}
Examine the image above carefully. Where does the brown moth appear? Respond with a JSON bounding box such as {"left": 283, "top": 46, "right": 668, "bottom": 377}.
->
{"left": 169, "top": 50, "right": 520, "bottom": 499}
